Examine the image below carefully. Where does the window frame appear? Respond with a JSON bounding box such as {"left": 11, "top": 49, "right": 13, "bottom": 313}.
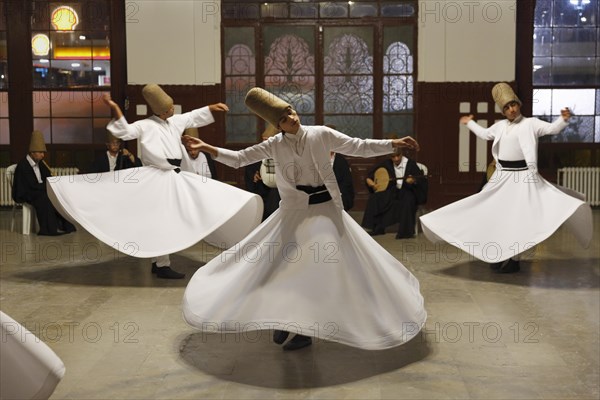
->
{"left": 221, "top": 1, "right": 418, "bottom": 145}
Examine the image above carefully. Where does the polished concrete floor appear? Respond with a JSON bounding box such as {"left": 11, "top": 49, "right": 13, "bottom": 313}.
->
{"left": 1, "top": 208, "right": 598, "bottom": 400}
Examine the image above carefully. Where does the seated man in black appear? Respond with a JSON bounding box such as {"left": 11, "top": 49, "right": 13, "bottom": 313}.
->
{"left": 89, "top": 132, "right": 142, "bottom": 173}
{"left": 12, "top": 131, "right": 76, "bottom": 236}
{"left": 331, "top": 151, "right": 355, "bottom": 211}
{"left": 362, "top": 147, "right": 427, "bottom": 239}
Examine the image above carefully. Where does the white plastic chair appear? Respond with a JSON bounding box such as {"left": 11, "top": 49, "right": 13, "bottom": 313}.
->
{"left": 415, "top": 162, "right": 429, "bottom": 234}
{"left": 5, "top": 164, "right": 38, "bottom": 235}
{"left": 0, "top": 311, "right": 66, "bottom": 400}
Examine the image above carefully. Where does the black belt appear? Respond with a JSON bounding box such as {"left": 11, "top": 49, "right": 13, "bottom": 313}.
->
{"left": 498, "top": 159, "right": 527, "bottom": 170}
{"left": 296, "top": 185, "right": 332, "bottom": 205}
{"left": 167, "top": 158, "right": 181, "bottom": 173}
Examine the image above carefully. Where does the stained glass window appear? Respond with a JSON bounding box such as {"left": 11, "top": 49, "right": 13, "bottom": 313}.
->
{"left": 222, "top": 1, "right": 417, "bottom": 142}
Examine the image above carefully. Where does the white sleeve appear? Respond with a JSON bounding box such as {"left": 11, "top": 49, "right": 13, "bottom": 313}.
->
{"left": 533, "top": 117, "right": 568, "bottom": 137}
{"left": 106, "top": 117, "right": 143, "bottom": 141}
{"left": 467, "top": 120, "right": 495, "bottom": 141}
{"left": 171, "top": 106, "right": 215, "bottom": 131}
{"left": 214, "top": 141, "right": 272, "bottom": 169}
{"left": 328, "top": 129, "right": 393, "bottom": 157}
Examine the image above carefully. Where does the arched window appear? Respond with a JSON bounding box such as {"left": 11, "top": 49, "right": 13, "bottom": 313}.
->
{"left": 222, "top": 1, "right": 417, "bottom": 143}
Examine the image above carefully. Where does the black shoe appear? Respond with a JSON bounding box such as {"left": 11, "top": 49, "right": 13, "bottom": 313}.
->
{"left": 497, "top": 259, "right": 520, "bottom": 274}
{"left": 369, "top": 227, "right": 385, "bottom": 236}
{"left": 156, "top": 266, "right": 185, "bottom": 279}
{"left": 151, "top": 262, "right": 158, "bottom": 274}
{"left": 273, "top": 330, "right": 290, "bottom": 345}
{"left": 395, "top": 233, "right": 414, "bottom": 239}
{"left": 490, "top": 261, "right": 504, "bottom": 270}
{"left": 283, "top": 335, "right": 312, "bottom": 351}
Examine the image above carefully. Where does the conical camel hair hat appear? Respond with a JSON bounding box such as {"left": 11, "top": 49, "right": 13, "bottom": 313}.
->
{"left": 245, "top": 87, "right": 291, "bottom": 129}
{"left": 29, "top": 130, "right": 47, "bottom": 152}
{"left": 492, "top": 82, "right": 521, "bottom": 111}
{"left": 183, "top": 127, "right": 199, "bottom": 139}
{"left": 261, "top": 124, "right": 279, "bottom": 138}
{"left": 142, "top": 84, "right": 174, "bottom": 115}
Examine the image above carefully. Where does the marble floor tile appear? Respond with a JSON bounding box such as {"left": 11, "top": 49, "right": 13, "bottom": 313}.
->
{"left": 0, "top": 209, "right": 598, "bottom": 399}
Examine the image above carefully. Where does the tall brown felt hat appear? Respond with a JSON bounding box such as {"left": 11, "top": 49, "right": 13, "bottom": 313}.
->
{"left": 142, "top": 84, "right": 174, "bottom": 115}
{"left": 245, "top": 87, "right": 291, "bottom": 128}
{"left": 183, "top": 127, "right": 199, "bottom": 138}
{"left": 29, "top": 130, "right": 47, "bottom": 152}
{"left": 492, "top": 82, "right": 521, "bottom": 111}
{"left": 261, "top": 124, "right": 279, "bottom": 138}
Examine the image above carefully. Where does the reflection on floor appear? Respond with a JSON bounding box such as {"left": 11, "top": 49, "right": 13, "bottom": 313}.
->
{"left": 1, "top": 209, "right": 598, "bottom": 399}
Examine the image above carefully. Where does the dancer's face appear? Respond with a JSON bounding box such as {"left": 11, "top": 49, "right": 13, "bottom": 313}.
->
{"left": 278, "top": 108, "right": 300, "bottom": 134}
{"left": 503, "top": 101, "right": 521, "bottom": 122}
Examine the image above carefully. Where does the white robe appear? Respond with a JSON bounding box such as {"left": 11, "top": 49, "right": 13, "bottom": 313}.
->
{"left": 420, "top": 116, "right": 593, "bottom": 263}
{"left": 183, "top": 126, "right": 427, "bottom": 350}
{"left": 47, "top": 108, "right": 263, "bottom": 257}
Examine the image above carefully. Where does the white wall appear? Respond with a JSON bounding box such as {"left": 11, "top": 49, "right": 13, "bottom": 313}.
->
{"left": 125, "top": 0, "right": 221, "bottom": 85}
{"left": 418, "top": 0, "right": 516, "bottom": 82}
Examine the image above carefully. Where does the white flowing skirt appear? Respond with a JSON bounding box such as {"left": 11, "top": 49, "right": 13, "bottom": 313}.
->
{"left": 47, "top": 167, "right": 263, "bottom": 258}
{"left": 420, "top": 169, "right": 593, "bottom": 263}
{"left": 0, "top": 311, "right": 65, "bottom": 400}
{"left": 183, "top": 201, "right": 427, "bottom": 350}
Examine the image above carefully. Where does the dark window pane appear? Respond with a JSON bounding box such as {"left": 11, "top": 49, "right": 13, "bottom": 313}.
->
{"left": 534, "top": 0, "right": 553, "bottom": 27}
{"left": 0, "top": 1, "right": 6, "bottom": 30}
{"left": 552, "top": 56, "right": 596, "bottom": 85}
{"left": 33, "top": 118, "right": 52, "bottom": 142}
{"left": 223, "top": 3, "right": 259, "bottom": 19}
{"left": 381, "top": 2, "right": 416, "bottom": 18}
{"left": 553, "top": 0, "right": 596, "bottom": 27}
{"left": 290, "top": 3, "right": 318, "bottom": 18}
{"left": 320, "top": 2, "right": 348, "bottom": 18}
{"left": 533, "top": 28, "right": 552, "bottom": 57}
{"left": 92, "top": 91, "right": 111, "bottom": 117}
{"left": 33, "top": 91, "right": 51, "bottom": 117}
{"left": 383, "top": 115, "right": 414, "bottom": 137}
{"left": 51, "top": 91, "right": 93, "bottom": 117}
{"left": 261, "top": 3, "right": 288, "bottom": 18}
{"left": 226, "top": 76, "right": 256, "bottom": 113}
{"left": 0, "top": 119, "right": 9, "bottom": 144}
{"left": 52, "top": 118, "right": 92, "bottom": 143}
{"left": 350, "top": 3, "right": 377, "bottom": 18}
{"left": 533, "top": 57, "right": 552, "bottom": 85}
{"left": 554, "top": 28, "right": 596, "bottom": 57}
{"left": 31, "top": 1, "right": 51, "bottom": 30}
{"left": 93, "top": 117, "right": 111, "bottom": 143}
{"left": 323, "top": 115, "right": 372, "bottom": 138}
{"left": 0, "top": 60, "right": 7, "bottom": 89}
{"left": 226, "top": 115, "right": 258, "bottom": 143}
{"left": 0, "top": 91, "right": 7, "bottom": 117}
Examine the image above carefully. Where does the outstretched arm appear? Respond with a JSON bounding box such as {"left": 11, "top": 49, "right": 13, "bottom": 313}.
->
{"left": 102, "top": 93, "right": 124, "bottom": 120}
{"left": 535, "top": 107, "right": 571, "bottom": 137}
{"left": 391, "top": 136, "right": 420, "bottom": 151}
{"left": 461, "top": 114, "right": 495, "bottom": 141}
{"left": 182, "top": 136, "right": 219, "bottom": 158}
{"left": 209, "top": 103, "right": 229, "bottom": 113}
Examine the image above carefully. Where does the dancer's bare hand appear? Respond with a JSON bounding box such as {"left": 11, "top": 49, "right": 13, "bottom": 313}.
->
{"left": 209, "top": 103, "right": 229, "bottom": 113}
{"left": 460, "top": 114, "right": 474, "bottom": 125}
{"left": 182, "top": 135, "right": 205, "bottom": 150}
{"left": 392, "top": 136, "right": 420, "bottom": 151}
